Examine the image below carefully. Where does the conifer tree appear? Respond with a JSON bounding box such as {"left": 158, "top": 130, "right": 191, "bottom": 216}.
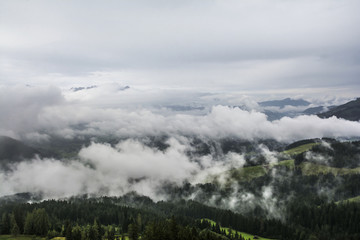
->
{"left": 128, "top": 223, "right": 138, "bottom": 240}
{"left": 10, "top": 214, "right": 20, "bottom": 236}
{"left": 65, "top": 223, "right": 73, "bottom": 240}
{"left": 1, "top": 213, "right": 11, "bottom": 234}
{"left": 107, "top": 226, "right": 115, "bottom": 240}
{"left": 24, "top": 212, "right": 35, "bottom": 234}
{"left": 72, "top": 225, "right": 82, "bottom": 240}
{"left": 33, "top": 208, "right": 49, "bottom": 236}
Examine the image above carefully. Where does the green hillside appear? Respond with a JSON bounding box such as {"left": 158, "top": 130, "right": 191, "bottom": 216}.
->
{"left": 274, "top": 159, "right": 295, "bottom": 169}
{"left": 300, "top": 162, "right": 360, "bottom": 176}
{"left": 225, "top": 139, "right": 359, "bottom": 183}
{"left": 229, "top": 165, "right": 267, "bottom": 182}
{"left": 336, "top": 196, "right": 360, "bottom": 204}
{"left": 202, "top": 219, "right": 275, "bottom": 240}
{"left": 283, "top": 143, "right": 319, "bottom": 155}
{"left": 0, "top": 235, "right": 45, "bottom": 240}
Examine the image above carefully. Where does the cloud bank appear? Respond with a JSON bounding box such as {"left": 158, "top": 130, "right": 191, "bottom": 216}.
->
{"left": 0, "top": 138, "right": 245, "bottom": 200}
{"left": 1, "top": 86, "right": 360, "bottom": 143}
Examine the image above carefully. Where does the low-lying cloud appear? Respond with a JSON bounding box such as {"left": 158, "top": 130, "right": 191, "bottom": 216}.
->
{"left": 1, "top": 86, "right": 360, "bottom": 143}
{"left": 0, "top": 138, "right": 245, "bottom": 200}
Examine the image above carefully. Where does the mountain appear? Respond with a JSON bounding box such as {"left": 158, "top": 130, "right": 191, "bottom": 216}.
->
{"left": 166, "top": 105, "right": 205, "bottom": 112}
{"left": 263, "top": 110, "right": 286, "bottom": 121}
{"left": 318, "top": 98, "right": 360, "bottom": 121}
{"left": 259, "top": 98, "right": 310, "bottom": 108}
{"left": 0, "top": 192, "right": 43, "bottom": 204}
{"left": 0, "top": 136, "right": 40, "bottom": 165}
{"left": 70, "top": 85, "right": 97, "bottom": 92}
{"left": 303, "top": 106, "right": 326, "bottom": 115}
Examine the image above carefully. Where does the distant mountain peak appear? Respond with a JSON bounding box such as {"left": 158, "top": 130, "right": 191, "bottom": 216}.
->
{"left": 70, "top": 85, "right": 97, "bottom": 92}
{"left": 318, "top": 98, "right": 360, "bottom": 121}
{"left": 259, "top": 98, "right": 310, "bottom": 108}
{"left": 119, "top": 85, "right": 130, "bottom": 91}
{"left": 0, "top": 136, "right": 40, "bottom": 165}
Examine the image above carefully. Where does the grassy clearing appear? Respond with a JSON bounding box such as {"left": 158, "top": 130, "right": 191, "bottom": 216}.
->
{"left": 229, "top": 165, "right": 267, "bottom": 182}
{"left": 272, "top": 159, "right": 295, "bottom": 170}
{"left": 0, "top": 235, "right": 46, "bottom": 240}
{"left": 228, "top": 142, "right": 318, "bottom": 182}
{"left": 336, "top": 196, "right": 360, "bottom": 204}
{"left": 300, "top": 162, "right": 360, "bottom": 176}
{"left": 223, "top": 141, "right": 359, "bottom": 184}
{"left": 115, "top": 235, "right": 129, "bottom": 240}
{"left": 230, "top": 159, "right": 296, "bottom": 182}
{"left": 0, "top": 235, "right": 128, "bottom": 240}
{"left": 202, "top": 219, "right": 275, "bottom": 240}
{"left": 283, "top": 143, "right": 319, "bottom": 156}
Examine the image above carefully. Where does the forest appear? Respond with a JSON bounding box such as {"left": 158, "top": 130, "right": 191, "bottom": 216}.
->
{"left": 0, "top": 194, "right": 359, "bottom": 240}
{"left": 1, "top": 138, "right": 360, "bottom": 240}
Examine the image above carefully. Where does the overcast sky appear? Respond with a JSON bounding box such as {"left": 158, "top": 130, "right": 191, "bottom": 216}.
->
{"left": 0, "top": 0, "right": 359, "bottom": 98}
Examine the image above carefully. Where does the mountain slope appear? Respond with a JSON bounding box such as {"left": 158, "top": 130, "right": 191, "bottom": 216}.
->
{"left": 318, "top": 98, "right": 360, "bottom": 121}
{"left": 0, "top": 136, "right": 40, "bottom": 164}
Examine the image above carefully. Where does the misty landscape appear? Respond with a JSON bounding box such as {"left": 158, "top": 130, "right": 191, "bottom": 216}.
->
{"left": 1, "top": 1, "right": 360, "bottom": 240}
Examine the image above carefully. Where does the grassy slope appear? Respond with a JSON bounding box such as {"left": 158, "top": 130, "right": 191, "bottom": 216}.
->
{"left": 0, "top": 235, "right": 128, "bottom": 240}
{"left": 229, "top": 165, "right": 267, "bottom": 182}
{"left": 228, "top": 143, "right": 316, "bottom": 182}
{"left": 229, "top": 141, "right": 360, "bottom": 182}
{"left": 0, "top": 236, "right": 46, "bottom": 240}
{"left": 202, "top": 219, "right": 275, "bottom": 240}
{"left": 336, "top": 196, "right": 360, "bottom": 204}
{"left": 300, "top": 162, "right": 360, "bottom": 176}
{"left": 283, "top": 143, "right": 319, "bottom": 155}
{"left": 275, "top": 159, "right": 295, "bottom": 169}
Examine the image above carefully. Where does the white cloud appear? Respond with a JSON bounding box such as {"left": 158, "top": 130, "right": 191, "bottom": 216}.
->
{"left": 1, "top": 86, "right": 360, "bottom": 143}
{"left": 0, "top": 138, "right": 241, "bottom": 200}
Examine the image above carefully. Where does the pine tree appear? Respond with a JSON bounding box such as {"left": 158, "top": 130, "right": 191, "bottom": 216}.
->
{"left": 10, "top": 214, "right": 20, "bottom": 236}
{"left": 84, "top": 221, "right": 99, "bottom": 240}
{"left": 122, "top": 210, "right": 129, "bottom": 233}
{"left": 91, "top": 219, "right": 102, "bottom": 240}
{"left": 136, "top": 213, "right": 142, "bottom": 232}
{"left": 72, "top": 225, "right": 82, "bottom": 240}
{"left": 65, "top": 223, "right": 73, "bottom": 240}
{"left": 128, "top": 223, "right": 138, "bottom": 240}
{"left": 107, "top": 226, "right": 115, "bottom": 240}
{"left": 1, "top": 213, "right": 11, "bottom": 234}
{"left": 13, "top": 206, "right": 25, "bottom": 233}
{"left": 24, "top": 212, "right": 35, "bottom": 234}
{"left": 169, "top": 216, "right": 179, "bottom": 240}
{"left": 33, "top": 208, "right": 49, "bottom": 236}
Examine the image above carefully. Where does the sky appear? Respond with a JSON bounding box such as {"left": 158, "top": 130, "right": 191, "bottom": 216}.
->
{"left": 0, "top": 0, "right": 360, "bottom": 98}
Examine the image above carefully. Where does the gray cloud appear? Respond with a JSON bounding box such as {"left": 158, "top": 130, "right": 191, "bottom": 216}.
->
{"left": 1, "top": 86, "right": 360, "bottom": 143}
{"left": 0, "top": 85, "right": 64, "bottom": 140}
{"left": 0, "top": 0, "right": 359, "bottom": 94}
{"left": 0, "top": 138, "right": 245, "bottom": 200}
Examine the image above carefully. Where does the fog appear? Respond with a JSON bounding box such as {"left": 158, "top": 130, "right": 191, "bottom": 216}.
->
{"left": 1, "top": 86, "right": 360, "bottom": 144}
{"left": 0, "top": 137, "right": 246, "bottom": 200}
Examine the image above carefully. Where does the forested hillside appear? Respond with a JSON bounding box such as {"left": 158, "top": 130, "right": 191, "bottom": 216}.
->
{"left": 1, "top": 138, "right": 360, "bottom": 240}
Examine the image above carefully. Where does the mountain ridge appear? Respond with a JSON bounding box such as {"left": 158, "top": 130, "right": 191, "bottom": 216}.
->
{"left": 318, "top": 98, "right": 360, "bottom": 121}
